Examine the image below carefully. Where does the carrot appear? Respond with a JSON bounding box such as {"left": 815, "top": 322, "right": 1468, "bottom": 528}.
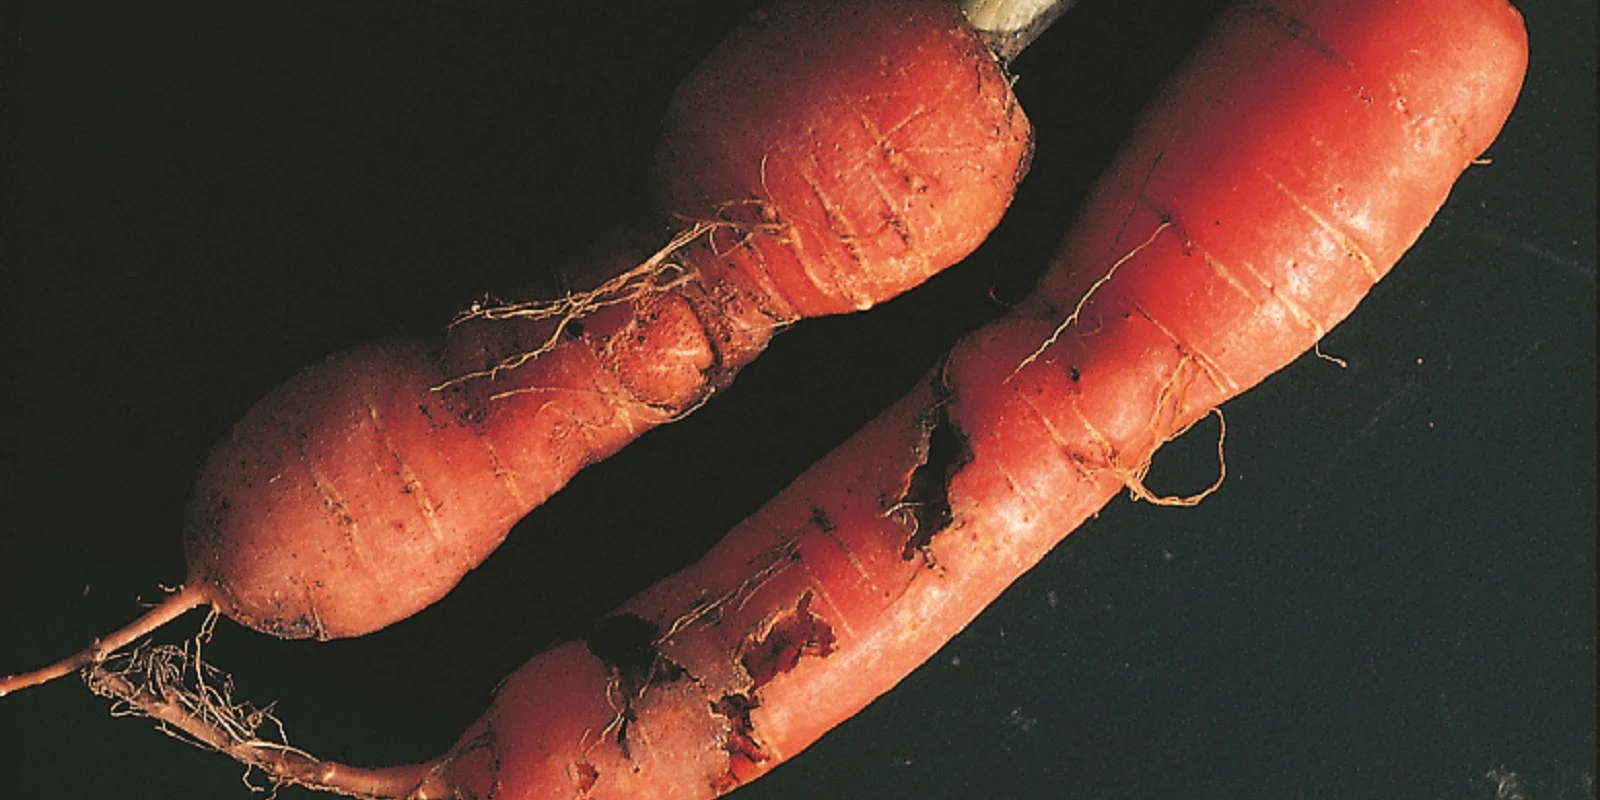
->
{"left": 6, "top": 0, "right": 1590, "bottom": 798}
{"left": 398, "top": 1, "right": 1530, "bottom": 796}
{"left": 187, "top": 0, "right": 1026, "bottom": 643}
{"left": 5, "top": 0, "right": 1535, "bottom": 795}
{"left": 0, "top": 0, "right": 1031, "bottom": 692}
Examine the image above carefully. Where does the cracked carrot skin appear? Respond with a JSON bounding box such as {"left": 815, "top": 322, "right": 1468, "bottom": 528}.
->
{"left": 421, "top": 0, "right": 1526, "bottom": 796}
{"left": 182, "top": 0, "right": 1031, "bottom": 640}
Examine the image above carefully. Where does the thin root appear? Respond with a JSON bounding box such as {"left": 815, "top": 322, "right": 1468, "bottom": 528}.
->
{"left": 1313, "top": 341, "right": 1348, "bottom": 368}
{"left": 83, "top": 629, "right": 441, "bottom": 799}
{"left": 433, "top": 221, "right": 717, "bottom": 392}
{"left": 0, "top": 585, "right": 205, "bottom": 697}
{"left": 1119, "top": 407, "right": 1228, "bottom": 507}
{"left": 1069, "top": 382, "right": 1228, "bottom": 509}
{"left": 434, "top": 204, "right": 789, "bottom": 395}
{"left": 1009, "top": 221, "right": 1172, "bottom": 380}
{"left": 656, "top": 538, "right": 801, "bottom": 645}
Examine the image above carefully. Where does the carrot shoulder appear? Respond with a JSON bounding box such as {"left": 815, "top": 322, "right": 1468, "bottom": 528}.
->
{"left": 421, "top": 0, "right": 1528, "bottom": 797}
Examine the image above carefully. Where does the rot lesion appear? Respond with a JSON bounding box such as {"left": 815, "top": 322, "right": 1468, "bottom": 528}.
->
{"left": 583, "top": 613, "right": 692, "bottom": 761}
{"left": 885, "top": 383, "right": 971, "bottom": 562}
{"left": 736, "top": 591, "right": 836, "bottom": 688}
{"left": 708, "top": 692, "right": 765, "bottom": 794}
{"left": 707, "top": 590, "right": 837, "bottom": 794}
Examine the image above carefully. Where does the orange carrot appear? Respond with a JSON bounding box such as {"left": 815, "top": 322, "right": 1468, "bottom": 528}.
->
{"left": 407, "top": 3, "right": 1529, "bottom": 794}
{"left": 7, "top": 0, "right": 1586, "bottom": 797}
{"left": 12, "top": 0, "right": 1525, "bottom": 795}
{"left": 0, "top": 0, "right": 1031, "bottom": 695}
{"left": 182, "top": 0, "right": 1027, "bottom": 643}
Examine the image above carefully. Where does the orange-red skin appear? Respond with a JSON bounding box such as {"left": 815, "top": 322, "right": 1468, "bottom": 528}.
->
{"left": 432, "top": 0, "right": 1527, "bottom": 797}
{"left": 183, "top": 0, "right": 1031, "bottom": 639}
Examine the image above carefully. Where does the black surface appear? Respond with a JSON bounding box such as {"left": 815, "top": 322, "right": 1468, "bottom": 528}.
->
{"left": 2, "top": 1, "right": 1594, "bottom": 798}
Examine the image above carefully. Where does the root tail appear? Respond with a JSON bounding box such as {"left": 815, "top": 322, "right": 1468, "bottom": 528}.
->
{"left": 83, "top": 616, "right": 447, "bottom": 799}
{"left": 0, "top": 584, "right": 205, "bottom": 697}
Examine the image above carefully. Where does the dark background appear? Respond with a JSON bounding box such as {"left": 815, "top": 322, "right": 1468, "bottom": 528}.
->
{"left": 2, "top": 0, "right": 1593, "bottom": 798}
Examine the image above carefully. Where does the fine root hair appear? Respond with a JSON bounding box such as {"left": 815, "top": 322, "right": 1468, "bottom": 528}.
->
{"left": 84, "top": 612, "right": 437, "bottom": 799}
{"left": 435, "top": 202, "right": 788, "bottom": 394}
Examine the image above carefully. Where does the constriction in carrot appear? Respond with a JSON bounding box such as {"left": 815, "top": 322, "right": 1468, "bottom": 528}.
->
{"left": 0, "top": 0, "right": 1032, "bottom": 692}
{"left": 77, "top": 0, "right": 1528, "bottom": 796}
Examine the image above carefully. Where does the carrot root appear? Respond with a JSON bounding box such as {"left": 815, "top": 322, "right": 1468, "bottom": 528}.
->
{"left": 81, "top": 622, "right": 443, "bottom": 799}
{"left": 1008, "top": 220, "right": 1173, "bottom": 379}
{"left": 432, "top": 219, "right": 728, "bottom": 392}
{"left": 0, "top": 584, "right": 206, "bottom": 697}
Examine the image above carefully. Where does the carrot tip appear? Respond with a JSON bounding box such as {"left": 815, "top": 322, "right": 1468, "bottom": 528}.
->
{"left": 0, "top": 585, "right": 205, "bottom": 698}
{"left": 85, "top": 636, "right": 439, "bottom": 799}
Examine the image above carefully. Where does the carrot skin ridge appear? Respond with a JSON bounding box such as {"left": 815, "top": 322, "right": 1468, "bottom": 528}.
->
{"left": 432, "top": 0, "right": 1529, "bottom": 797}
{"left": 181, "top": 0, "right": 1032, "bottom": 641}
